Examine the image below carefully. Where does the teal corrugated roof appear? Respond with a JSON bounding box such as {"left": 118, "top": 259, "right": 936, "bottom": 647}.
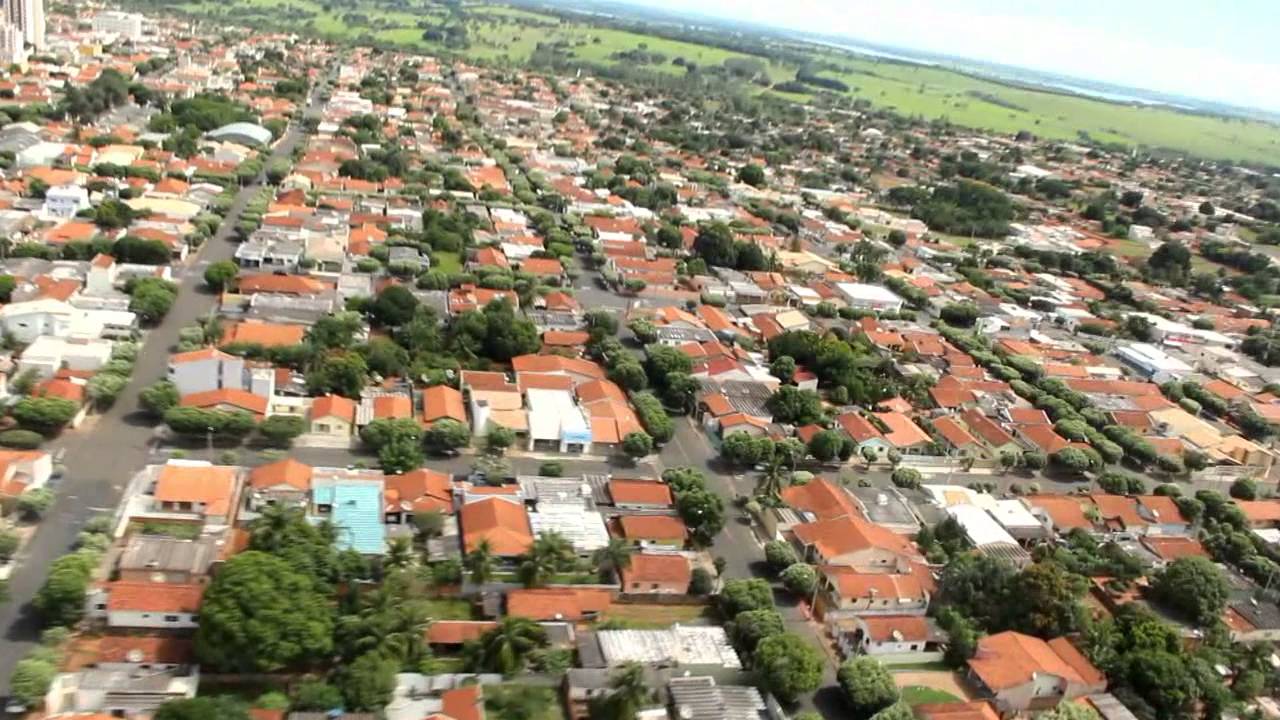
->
{"left": 330, "top": 482, "right": 385, "bottom": 555}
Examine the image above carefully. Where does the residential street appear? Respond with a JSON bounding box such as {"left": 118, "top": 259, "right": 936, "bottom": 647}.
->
{"left": 0, "top": 84, "right": 324, "bottom": 697}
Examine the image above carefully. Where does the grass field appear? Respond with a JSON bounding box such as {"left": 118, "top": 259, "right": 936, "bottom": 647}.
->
{"left": 599, "top": 602, "right": 711, "bottom": 629}
{"left": 900, "top": 685, "right": 962, "bottom": 706}
{"left": 145, "top": 0, "right": 1280, "bottom": 165}
{"left": 431, "top": 250, "right": 462, "bottom": 274}
{"left": 421, "top": 597, "right": 474, "bottom": 620}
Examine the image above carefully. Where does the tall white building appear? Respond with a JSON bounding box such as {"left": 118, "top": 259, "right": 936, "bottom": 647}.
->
{"left": 91, "top": 10, "right": 143, "bottom": 41}
{"left": 0, "top": 20, "right": 25, "bottom": 65}
{"left": 5, "top": 0, "right": 43, "bottom": 51}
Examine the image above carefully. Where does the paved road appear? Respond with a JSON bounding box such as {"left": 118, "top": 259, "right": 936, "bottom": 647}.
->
{"left": 0, "top": 81, "right": 326, "bottom": 696}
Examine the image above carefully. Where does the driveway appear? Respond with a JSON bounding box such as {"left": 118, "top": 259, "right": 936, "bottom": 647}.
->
{"left": 0, "top": 78, "right": 327, "bottom": 696}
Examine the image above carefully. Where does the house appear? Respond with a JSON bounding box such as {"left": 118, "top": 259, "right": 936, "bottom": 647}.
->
{"left": 967, "top": 632, "right": 1106, "bottom": 713}
{"left": 151, "top": 462, "right": 241, "bottom": 526}
{"left": 426, "top": 620, "right": 498, "bottom": 649}
{"left": 422, "top": 384, "right": 467, "bottom": 426}
{"left": 461, "top": 496, "right": 533, "bottom": 558}
{"left": 180, "top": 388, "right": 268, "bottom": 418}
{"left": 873, "top": 411, "right": 933, "bottom": 454}
{"left": 383, "top": 468, "right": 454, "bottom": 525}
{"left": 817, "top": 565, "right": 933, "bottom": 619}
{"left": 507, "top": 587, "right": 613, "bottom": 621}
{"left": 790, "top": 515, "right": 922, "bottom": 572}
{"left": 837, "top": 412, "right": 893, "bottom": 459}
{"left": 619, "top": 552, "right": 691, "bottom": 595}
{"left": 616, "top": 515, "right": 687, "bottom": 547}
{"left": 311, "top": 477, "right": 386, "bottom": 555}
{"left": 0, "top": 449, "right": 53, "bottom": 498}
{"left": 310, "top": 394, "right": 357, "bottom": 437}
{"left": 168, "top": 347, "right": 274, "bottom": 398}
{"left": 246, "top": 457, "right": 313, "bottom": 510}
{"left": 914, "top": 701, "right": 1001, "bottom": 720}
{"left": 833, "top": 614, "right": 945, "bottom": 661}
{"left": 43, "top": 664, "right": 198, "bottom": 718}
{"left": 607, "top": 478, "right": 673, "bottom": 509}
{"left": 88, "top": 581, "right": 203, "bottom": 630}
{"left": 115, "top": 535, "right": 218, "bottom": 584}
{"left": 221, "top": 319, "right": 307, "bottom": 348}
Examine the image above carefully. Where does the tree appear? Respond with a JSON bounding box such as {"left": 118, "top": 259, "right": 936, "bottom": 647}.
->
{"left": 755, "top": 633, "right": 824, "bottom": 702}
{"left": 472, "top": 616, "right": 547, "bottom": 674}
{"left": 676, "top": 487, "right": 724, "bottom": 546}
{"left": 939, "top": 302, "right": 979, "bottom": 328}
{"left": 645, "top": 345, "right": 693, "bottom": 387}
{"left": 140, "top": 380, "right": 180, "bottom": 417}
{"left": 380, "top": 439, "right": 424, "bottom": 474}
{"left": 1147, "top": 241, "right": 1191, "bottom": 284}
{"left": 361, "top": 338, "right": 409, "bottom": 377}
{"left": 808, "top": 429, "right": 844, "bottom": 462}
{"left": 838, "top": 657, "right": 899, "bottom": 719}
{"left": 765, "top": 540, "right": 799, "bottom": 573}
{"left": 688, "top": 567, "right": 714, "bottom": 595}
{"left": 195, "top": 551, "right": 334, "bottom": 672}
{"left": 890, "top": 467, "right": 922, "bottom": 489}
{"left": 1022, "top": 451, "right": 1047, "bottom": 470}
{"left": 369, "top": 285, "right": 419, "bottom": 327}
{"left": 731, "top": 608, "right": 785, "bottom": 654}
{"left": 1229, "top": 477, "right": 1258, "bottom": 500}
{"left": 720, "top": 578, "right": 774, "bottom": 617}
{"left": 722, "top": 431, "right": 770, "bottom": 467}
{"left": 485, "top": 426, "right": 516, "bottom": 454}
{"left": 1151, "top": 556, "right": 1228, "bottom": 626}
{"left": 737, "top": 164, "right": 766, "bottom": 187}
{"left": 291, "top": 681, "right": 344, "bottom": 712}
{"left": 466, "top": 540, "right": 495, "bottom": 586}
{"left": 306, "top": 351, "right": 368, "bottom": 397}
{"left": 129, "top": 278, "right": 177, "bottom": 322}
{"left": 12, "top": 396, "right": 79, "bottom": 435}
{"left": 337, "top": 651, "right": 399, "bottom": 710}
{"left": 622, "top": 431, "right": 653, "bottom": 459}
{"left": 693, "top": 222, "right": 738, "bottom": 268}
{"left": 519, "top": 531, "right": 575, "bottom": 588}
{"left": 34, "top": 551, "right": 97, "bottom": 626}
{"left": 154, "top": 697, "right": 252, "bottom": 720}
{"left": 9, "top": 657, "right": 57, "bottom": 707}
{"left": 592, "top": 662, "right": 653, "bottom": 720}
{"left": 17, "top": 488, "right": 54, "bottom": 520}
{"left": 425, "top": 419, "right": 471, "bottom": 454}
{"left": 770, "top": 355, "right": 796, "bottom": 383}
{"left": 766, "top": 386, "right": 825, "bottom": 425}
{"left": 1039, "top": 704, "right": 1101, "bottom": 720}
{"left": 203, "top": 260, "right": 239, "bottom": 291}
{"left": 1051, "top": 447, "right": 1092, "bottom": 475}
{"left": 592, "top": 538, "right": 633, "bottom": 582}
{"left": 1005, "top": 560, "right": 1088, "bottom": 637}
{"left": 257, "top": 415, "right": 305, "bottom": 448}
{"left": 780, "top": 563, "right": 817, "bottom": 596}
{"left": 361, "top": 417, "right": 423, "bottom": 450}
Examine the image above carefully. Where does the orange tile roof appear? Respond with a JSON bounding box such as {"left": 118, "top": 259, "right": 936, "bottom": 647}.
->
{"left": 237, "top": 273, "right": 333, "bottom": 295}
{"left": 969, "top": 631, "right": 1101, "bottom": 691}
{"left": 792, "top": 515, "right": 920, "bottom": 563}
{"left": 373, "top": 394, "right": 413, "bottom": 420}
{"left": 170, "top": 346, "right": 235, "bottom": 365}
{"left": 1141, "top": 535, "right": 1207, "bottom": 561}
{"left": 385, "top": 468, "right": 453, "bottom": 514}
{"left": 249, "top": 458, "right": 313, "bottom": 491}
{"left": 154, "top": 464, "right": 238, "bottom": 517}
{"left": 461, "top": 497, "right": 532, "bottom": 556}
{"left": 511, "top": 354, "right": 605, "bottom": 380}
{"left": 1235, "top": 500, "right": 1280, "bottom": 524}
{"left": 440, "top": 684, "right": 484, "bottom": 720}
{"left": 97, "top": 635, "right": 193, "bottom": 664}
{"left": 423, "top": 384, "right": 466, "bottom": 424}
{"left": 312, "top": 394, "right": 356, "bottom": 423}
{"left": 915, "top": 702, "right": 1001, "bottom": 720}
{"left": 221, "top": 319, "right": 306, "bottom": 347}
{"left": 872, "top": 411, "right": 931, "bottom": 448}
{"left": 180, "top": 388, "right": 268, "bottom": 416}
{"left": 779, "top": 478, "right": 862, "bottom": 521}
{"left": 838, "top": 412, "right": 883, "bottom": 442}
{"left": 426, "top": 620, "right": 496, "bottom": 645}
{"left": 934, "top": 416, "right": 979, "bottom": 447}
{"left": 608, "top": 479, "right": 673, "bottom": 507}
{"left": 617, "top": 515, "right": 687, "bottom": 541}
{"left": 1024, "top": 495, "right": 1094, "bottom": 531}
{"left": 105, "top": 581, "right": 203, "bottom": 613}
{"left": 621, "top": 553, "right": 691, "bottom": 588}
{"left": 506, "top": 587, "right": 613, "bottom": 621}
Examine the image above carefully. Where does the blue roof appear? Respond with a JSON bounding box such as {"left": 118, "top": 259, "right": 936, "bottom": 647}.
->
{"left": 328, "top": 482, "right": 385, "bottom": 555}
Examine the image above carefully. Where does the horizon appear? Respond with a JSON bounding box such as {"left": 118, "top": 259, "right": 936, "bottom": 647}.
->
{"left": 590, "top": 0, "right": 1280, "bottom": 115}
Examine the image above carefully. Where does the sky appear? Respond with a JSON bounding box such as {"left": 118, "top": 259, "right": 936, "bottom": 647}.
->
{"left": 622, "top": 0, "right": 1280, "bottom": 112}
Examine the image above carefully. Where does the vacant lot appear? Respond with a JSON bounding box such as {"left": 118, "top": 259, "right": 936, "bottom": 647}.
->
{"left": 600, "top": 602, "right": 711, "bottom": 629}
{"left": 892, "top": 670, "right": 973, "bottom": 703}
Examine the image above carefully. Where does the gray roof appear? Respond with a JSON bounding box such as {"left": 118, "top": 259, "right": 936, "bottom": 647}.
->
{"left": 668, "top": 676, "right": 767, "bottom": 720}
{"left": 117, "top": 535, "right": 217, "bottom": 575}
{"left": 206, "top": 121, "right": 273, "bottom": 146}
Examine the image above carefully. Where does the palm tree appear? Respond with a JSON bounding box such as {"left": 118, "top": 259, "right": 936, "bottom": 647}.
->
{"left": 519, "top": 531, "right": 575, "bottom": 588}
{"left": 248, "top": 502, "right": 300, "bottom": 550}
{"left": 466, "top": 539, "right": 495, "bottom": 586}
{"left": 755, "top": 453, "right": 787, "bottom": 501}
{"left": 476, "top": 616, "right": 547, "bottom": 675}
{"left": 385, "top": 536, "right": 414, "bottom": 570}
{"left": 592, "top": 538, "right": 633, "bottom": 583}
{"left": 593, "top": 662, "right": 652, "bottom": 720}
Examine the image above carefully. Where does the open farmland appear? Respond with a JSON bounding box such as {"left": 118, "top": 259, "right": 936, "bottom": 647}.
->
{"left": 135, "top": 0, "right": 1280, "bottom": 164}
